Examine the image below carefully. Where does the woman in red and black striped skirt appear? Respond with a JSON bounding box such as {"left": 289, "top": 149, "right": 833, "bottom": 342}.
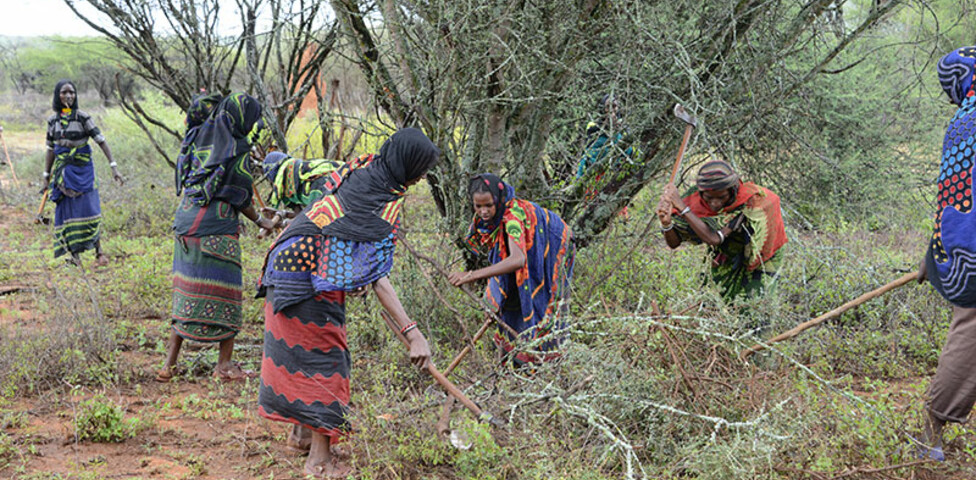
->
{"left": 257, "top": 128, "right": 440, "bottom": 478}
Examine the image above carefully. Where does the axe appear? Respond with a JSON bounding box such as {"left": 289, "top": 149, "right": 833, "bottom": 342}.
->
{"left": 669, "top": 104, "right": 698, "bottom": 185}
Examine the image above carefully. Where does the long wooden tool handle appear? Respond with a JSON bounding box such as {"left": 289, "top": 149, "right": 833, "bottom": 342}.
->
{"left": 740, "top": 271, "right": 917, "bottom": 359}
{"left": 252, "top": 185, "right": 267, "bottom": 210}
{"left": 669, "top": 124, "right": 694, "bottom": 185}
{"left": 444, "top": 314, "right": 493, "bottom": 376}
{"left": 0, "top": 133, "right": 16, "bottom": 184}
{"left": 379, "top": 311, "right": 488, "bottom": 420}
{"left": 36, "top": 190, "right": 49, "bottom": 217}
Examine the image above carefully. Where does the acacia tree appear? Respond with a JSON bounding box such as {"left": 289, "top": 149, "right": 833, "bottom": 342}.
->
{"left": 331, "top": 0, "right": 918, "bottom": 246}
{"left": 63, "top": 0, "right": 336, "bottom": 165}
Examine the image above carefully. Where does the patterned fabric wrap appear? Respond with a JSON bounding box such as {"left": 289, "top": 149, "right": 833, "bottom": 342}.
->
{"left": 695, "top": 160, "right": 740, "bottom": 192}
{"left": 175, "top": 93, "right": 260, "bottom": 209}
{"left": 53, "top": 186, "right": 101, "bottom": 258}
{"left": 172, "top": 195, "right": 242, "bottom": 237}
{"left": 175, "top": 93, "right": 222, "bottom": 195}
{"left": 46, "top": 110, "right": 104, "bottom": 153}
{"left": 465, "top": 175, "right": 575, "bottom": 364}
{"left": 927, "top": 47, "right": 976, "bottom": 307}
{"left": 46, "top": 107, "right": 103, "bottom": 199}
{"left": 938, "top": 47, "right": 976, "bottom": 107}
{"left": 260, "top": 229, "right": 398, "bottom": 312}
{"left": 675, "top": 182, "right": 787, "bottom": 299}
{"left": 171, "top": 234, "right": 243, "bottom": 342}
{"left": 262, "top": 152, "right": 343, "bottom": 210}
{"left": 258, "top": 286, "right": 350, "bottom": 438}
{"left": 185, "top": 93, "right": 222, "bottom": 130}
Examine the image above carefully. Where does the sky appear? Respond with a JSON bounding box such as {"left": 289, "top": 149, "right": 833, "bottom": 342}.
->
{"left": 0, "top": 0, "right": 101, "bottom": 37}
{"left": 0, "top": 0, "right": 267, "bottom": 38}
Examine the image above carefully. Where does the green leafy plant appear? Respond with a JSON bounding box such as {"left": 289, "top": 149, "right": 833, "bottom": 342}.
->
{"left": 73, "top": 394, "right": 140, "bottom": 443}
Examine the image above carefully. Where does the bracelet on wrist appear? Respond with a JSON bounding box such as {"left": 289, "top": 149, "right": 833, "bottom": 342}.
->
{"left": 660, "top": 223, "right": 674, "bottom": 232}
{"left": 678, "top": 206, "right": 691, "bottom": 217}
{"left": 716, "top": 229, "right": 725, "bottom": 244}
{"left": 109, "top": 162, "right": 118, "bottom": 168}
{"left": 400, "top": 322, "right": 418, "bottom": 335}
{"left": 42, "top": 171, "right": 50, "bottom": 178}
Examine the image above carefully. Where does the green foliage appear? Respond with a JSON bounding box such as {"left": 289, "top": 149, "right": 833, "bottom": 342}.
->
{"left": 73, "top": 394, "right": 141, "bottom": 443}
{"left": 0, "top": 36, "right": 132, "bottom": 101}
{"left": 453, "top": 419, "right": 507, "bottom": 479}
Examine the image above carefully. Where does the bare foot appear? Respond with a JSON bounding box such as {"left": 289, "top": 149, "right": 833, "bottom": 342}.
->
{"left": 95, "top": 254, "right": 110, "bottom": 267}
{"left": 287, "top": 425, "right": 312, "bottom": 453}
{"left": 304, "top": 459, "right": 351, "bottom": 479}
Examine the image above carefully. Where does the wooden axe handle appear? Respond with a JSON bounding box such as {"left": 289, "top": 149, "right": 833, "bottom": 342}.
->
{"left": 35, "top": 190, "right": 50, "bottom": 220}
{"left": 444, "top": 314, "right": 493, "bottom": 377}
{"left": 740, "top": 271, "right": 917, "bottom": 359}
{"left": 252, "top": 185, "right": 267, "bottom": 210}
{"left": 379, "top": 311, "right": 490, "bottom": 421}
{"left": 669, "top": 123, "right": 694, "bottom": 185}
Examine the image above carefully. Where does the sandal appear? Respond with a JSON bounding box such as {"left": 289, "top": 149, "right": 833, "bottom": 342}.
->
{"left": 154, "top": 366, "right": 176, "bottom": 383}
{"left": 212, "top": 363, "right": 257, "bottom": 382}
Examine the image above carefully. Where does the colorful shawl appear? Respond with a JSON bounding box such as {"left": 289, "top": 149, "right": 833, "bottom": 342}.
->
{"left": 176, "top": 93, "right": 261, "bottom": 209}
{"left": 465, "top": 174, "right": 575, "bottom": 363}
{"left": 259, "top": 128, "right": 441, "bottom": 311}
{"left": 682, "top": 181, "right": 787, "bottom": 272}
{"left": 262, "top": 151, "right": 343, "bottom": 209}
{"left": 928, "top": 47, "right": 976, "bottom": 307}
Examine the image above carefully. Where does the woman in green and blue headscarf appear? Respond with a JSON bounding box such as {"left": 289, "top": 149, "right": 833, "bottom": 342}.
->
{"left": 260, "top": 151, "right": 343, "bottom": 211}
{"left": 158, "top": 92, "right": 279, "bottom": 383}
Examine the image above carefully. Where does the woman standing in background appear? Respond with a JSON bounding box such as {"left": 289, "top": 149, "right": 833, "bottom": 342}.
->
{"left": 43, "top": 79, "right": 124, "bottom": 265}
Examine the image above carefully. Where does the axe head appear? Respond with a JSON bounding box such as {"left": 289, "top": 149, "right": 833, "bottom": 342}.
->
{"left": 673, "top": 104, "right": 697, "bottom": 127}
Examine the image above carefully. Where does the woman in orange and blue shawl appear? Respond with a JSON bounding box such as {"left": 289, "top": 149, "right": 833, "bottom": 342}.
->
{"left": 657, "top": 160, "right": 787, "bottom": 300}
{"left": 449, "top": 174, "right": 575, "bottom": 365}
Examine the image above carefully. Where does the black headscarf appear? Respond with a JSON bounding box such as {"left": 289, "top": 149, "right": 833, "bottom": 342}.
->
{"left": 282, "top": 127, "right": 441, "bottom": 243}
{"left": 52, "top": 79, "right": 79, "bottom": 112}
